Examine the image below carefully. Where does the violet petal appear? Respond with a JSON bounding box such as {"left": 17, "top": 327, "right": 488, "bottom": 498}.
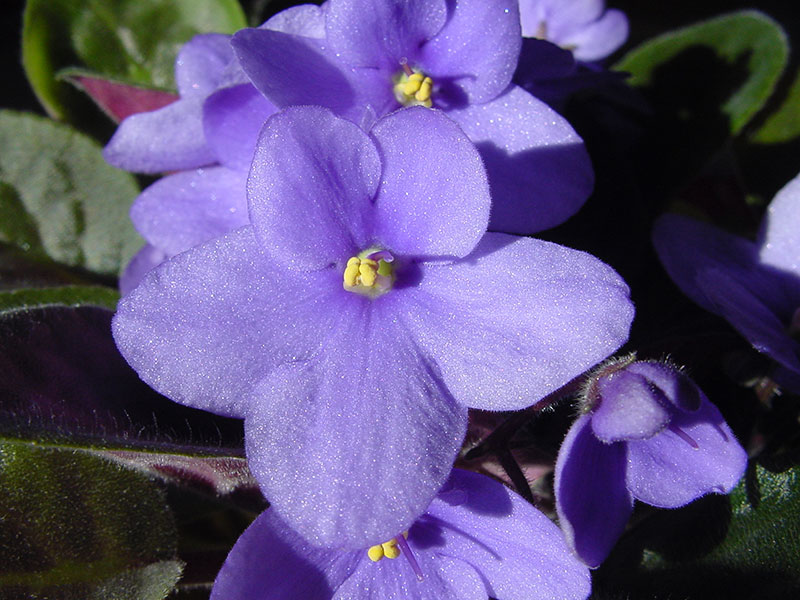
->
{"left": 248, "top": 106, "right": 380, "bottom": 270}
{"left": 445, "top": 84, "right": 593, "bottom": 234}
{"left": 370, "top": 107, "right": 489, "bottom": 259}
{"left": 591, "top": 371, "right": 671, "bottom": 442}
{"left": 626, "top": 393, "right": 747, "bottom": 508}
{"left": 112, "top": 227, "right": 345, "bottom": 418}
{"left": 555, "top": 414, "right": 633, "bottom": 568}
{"left": 397, "top": 233, "right": 633, "bottom": 411}
{"left": 130, "top": 167, "right": 248, "bottom": 256}
{"left": 245, "top": 312, "right": 467, "bottom": 548}
{"left": 420, "top": 0, "right": 522, "bottom": 104}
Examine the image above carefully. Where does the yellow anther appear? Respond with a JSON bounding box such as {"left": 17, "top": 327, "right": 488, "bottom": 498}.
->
{"left": 393, "top": 67, "right": 435, "bottom": 108}
{"left": 381, "top": 539, "right": 401, "bottom": 559}
{"left": 403, "top": 72, "right": 424, "bottom": 96}
{"left": 342, "top": 249, "right": 395, "bottom": 298}
{"left": 359, "top": 259, "right": 378, "bottom": 287}
{"left": 367, "top": 544, "right": 385, "bottom": 562}
{"left": 343, "top": 257, "right": 361, "bottom": 288}
{"left": 415, "top": 77, "right": 433, "bottom": 104}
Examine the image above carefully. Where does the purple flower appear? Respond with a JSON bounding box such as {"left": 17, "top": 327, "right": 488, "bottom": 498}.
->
{"left": 112, "top": 105, "right": 633, "bottom": 547}
{"left": 653, "top": 173, "right": 800, "bottom": 391}
{"left": 518, "top": 0, "right": 629, "bottom": 62}
{"left": 231, "top": 0, "right": 595, "bottom": 234}
{"left": 210, "top": 469, "right": 591, "bottom": 600}
{"left": 554, "top": 357, "right": 747, "bottom": 567}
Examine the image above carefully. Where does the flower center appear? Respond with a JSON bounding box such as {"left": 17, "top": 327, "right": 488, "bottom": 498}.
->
{"left": 393, "top": 60, "right": 434, "bottom": 108}
{"left": 367, "top": 531, "right": 424, "bottom": 581}
{"left": 342, "top": 248, "right": 395, "bottom": 298}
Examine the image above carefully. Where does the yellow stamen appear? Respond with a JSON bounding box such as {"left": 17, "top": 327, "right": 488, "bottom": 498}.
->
{"left": 366, "top": 532, "right": 410, "bottom": 562}
{"left": 393, "top": 67, "right": 435, "bottom": 108}
{"left": 367, "top": 544, "right": 384, "bottom": 562}
{"left": 342, "top": 249, "right": 395, "bottom": 298}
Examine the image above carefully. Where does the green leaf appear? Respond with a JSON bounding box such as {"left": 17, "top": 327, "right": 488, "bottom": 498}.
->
{"left": 0, "top": 440, "right": 181, "bottom": 599}
{"left": 0, "top": 111, "right": 142, "bottom": 277}
{"left": 0, "top": 286, "right": 120, "bottom": 313}
{"left": 615, "top": 10, "right": 788, "bottom": 134}
{"left": 0, "top": 182, "right": 45, "bottom": 256}
{"left": 22, "top": 0, "right": 247, "bottom": 119}
{"left": 751, "top": 66, "right": 800, "bottom": 144}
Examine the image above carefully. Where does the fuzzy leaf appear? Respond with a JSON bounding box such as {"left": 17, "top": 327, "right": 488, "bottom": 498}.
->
{"left": 0, "top": 440, "right": 182, "bottom": 599}
{"left": 751, "top": 66, "right": 800, "bottom": 144}
{"left": 0, "top": 111, "right": 141, "bottom": 277}
{"left": 0, "top": 305, "right": 245, "bottom": 456}
{"left": 22, "top": 0, "right": 247, "bottom": 119}
{"left": 615, "top": 10, "right": 788, "bottom": 134}
{"left": 0, "top": 286, "right": 120, "bottom": 313}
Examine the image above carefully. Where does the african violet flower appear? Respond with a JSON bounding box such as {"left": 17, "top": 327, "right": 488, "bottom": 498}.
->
{"left": 653, "top": 172, "right": 800, "bottom": 391}
{"left": 231, "top": 0, "right": 594, "bottom": 234}
{"left": 518, "top": 0, "right": 628, "bottom": 62}
{"left": 211, "top": 469, "right": 591, "bottom": 600}
{"left": 555, "top": 356, "right": 747, "bottom": 567}
{"left": 113, "top": 105, "right": 633, "bottom": 547}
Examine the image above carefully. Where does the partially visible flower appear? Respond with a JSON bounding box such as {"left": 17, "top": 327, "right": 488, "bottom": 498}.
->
{"left": 653, "top": 172, "right": 800, "bottom": 391}
{"left": 113, "top": 106, "right": 634, "bottom": 547}
{"left": 555, "top": 356, "right": 747, "bottom": 567}
{"left": 211, "top": 469, "right": 591, "bottom": 600}
{"left": 518, "top": 0, "right": 628, "bottom": 62}
{"left": 232, "top": 0, "right": 594, "bottom": 234}
{"left": 105, "top": 7, "right": 327, "bottom": 290}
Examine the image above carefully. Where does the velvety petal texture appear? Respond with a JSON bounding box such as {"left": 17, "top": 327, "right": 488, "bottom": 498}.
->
{"left": 112, "top": 227, "right": 344, "bottom": 418}
{"left": 248, "top": 106, "right": 380, "bottom": 270}
{"left": 555, "top": 359, "right": 746, "bottom": 567}
{"left": 203, "top": 84, "right": 278, "bottom": 171}
{"left": 420, "top": 0, "right": 522, "bottom": 103}
{"left": 211, "top": 470, "right": 590, "bottom": 599}
{"left": 131, "top": 167, "right": 248, "bottom": 257}
{"left": 232, "top": 28, "right": 358, "bottom": 118}
{"left": 104, "top": 33, "right": 235, "bottom": 173}
{"left": 626, "top": 394, "right": 747, "bottom": 508}
{"left": 326, "top": 0, "right": 447, "bottom": 69}
{"left": 446, "top": 84, "right": 593, "bottom": 233}
{"left": 654, "top": 187, "right": 800, "bottom": 377}
{"left": 555, "top": 414, "right": 633, "bottom": 568}
{"left": 759, "top": 171, "right": 800, "bottom": 277}
{"left": 370, "top": 107, "right": 489, "bottom": 258}
{"left": 397, "top": 233, "right": 633, "bottom": 411}
{"left": 245, "top": 314, "right": 467, "bottom": 548}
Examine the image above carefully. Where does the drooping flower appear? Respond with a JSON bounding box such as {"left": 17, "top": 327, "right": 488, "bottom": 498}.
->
{"left": 518, "top": 0, "right": 629, "bottom": 62}
{"left": 653, "top": 172, "right": 800, "bottom": 391}
{"left": 112, "top": 105, "right": 634, "bottom": 547}
{"left": 231, "top": 0, "right": 594, "bottom": 234}
{"left": 210, "top": 469, "right": 591, "bottom": 600}
{"left": 555, "top": 356, "right": 747, "bottom": 567}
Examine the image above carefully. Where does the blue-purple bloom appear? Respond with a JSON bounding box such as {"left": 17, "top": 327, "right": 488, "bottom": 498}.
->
{"left": 555, "top": 357, "right": 747, "bottom": 567}
{"left": 518, "top": 0, "right": 628, "bottom": 62}
{"left": 654, "top": 172, "right": 800, "bottom": 391}
{"left": 231, "top": 0, "right": 594, "bottom": 234}
{"left": 112, "top": 105, "right": 633, "bottom": 547}
{"left": 211, "top": 469, "right": 591, "bottom": 600}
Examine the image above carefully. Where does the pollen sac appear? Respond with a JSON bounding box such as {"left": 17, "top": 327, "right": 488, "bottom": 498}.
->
{"left": 343, "top": 248, "right": 395, "bottom": 298}
{"left": 366, "top": 532, "right": 408, "bottom": 562}
{"left": 393, "top": 68, "right": 434, "bottom": 108}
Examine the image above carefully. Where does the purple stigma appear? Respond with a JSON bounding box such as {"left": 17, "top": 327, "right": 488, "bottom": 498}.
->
{"left": 395, "top": 533, "right": 424, "bottom": 582}
{"left": 366, "top": 249, "right": 394, "bottom": 263}
{"left": 669, "top": 424, "right": 699, "bottom": 449}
